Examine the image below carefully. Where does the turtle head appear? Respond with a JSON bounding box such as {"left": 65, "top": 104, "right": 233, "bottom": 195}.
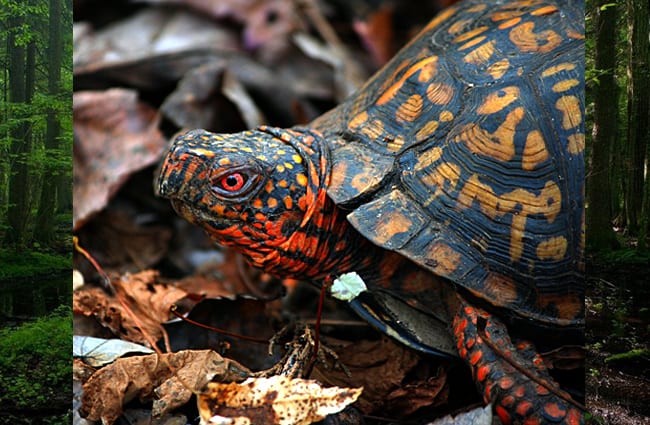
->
{"left": 156, "top": 126, "right": 332, "bottom": 272}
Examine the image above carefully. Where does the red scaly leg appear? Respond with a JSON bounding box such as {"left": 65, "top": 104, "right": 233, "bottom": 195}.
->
{"left": 452, "top": 296, "right": 584, "bottom": 425}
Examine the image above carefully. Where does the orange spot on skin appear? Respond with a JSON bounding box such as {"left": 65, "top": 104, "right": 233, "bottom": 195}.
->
{"left": 267, "top": 197, "right": 278, "bottom": 208}
{"left": 501, "top": 395, "right": 515, "bottom": 407}
{"left": 265, "top": 180, "right": 275, "bottom": 193}
{"left": 254, "top": 212, "right": 266, "bottom": 222}
{"left": 296, "top": 174, "right": 308, "bottom": 186}
{"left": 458, "top": 35, "right": 487, "bottom": 51}
{"left": 469, "top": 350, "right": 482, "bottom": 366}
{"left": 496, "top": 405, "right": 511, "bottom": 425}
{"left": 516, "top": 400, "right": 534, "bottom": 416}
{"left": 544, "top": 403, "right": 566, "bottom": 420}
{"left": 283, "top": 196, "right": 293, "bottom": 209}
{"left": 477, "top": 365, "right": 489, "bottom": 382}
{"left": 252, "top": 199, "right": 263, "bottom": 209}
{"left": 566, "top": 408, "right": 582, "bottom": 425}
{"left": 218, "top": 157, "right": 231, "bottom": 166}
{"left": 514, "top": 385, "right": 526, "bottom": 398}
{"left": 499, "top": 376, "right": 515, "bottom": 390}
{"left": 509, "top": 22, "right": 562, "bottom": 53}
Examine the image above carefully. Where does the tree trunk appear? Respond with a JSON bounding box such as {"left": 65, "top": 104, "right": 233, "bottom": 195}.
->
{"left": 587, "top": 0, "right": 620, "bottom": 251}
{"left": 5, "top": 15, "right": 31, "bottom": 248}
{"left": 35, "top": 0, "right": 64, "bottom": 244}
{"left": 624, "top": 0, "right": 650, "bottom": 238}
{"left": 625, "top": 0, "right": 650, "bottom": 249}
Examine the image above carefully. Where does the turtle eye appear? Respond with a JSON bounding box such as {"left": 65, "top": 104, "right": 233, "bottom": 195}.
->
{"left": 211, "top": 167, "right": 262, "bottom": 200}
{"left": 220, "top": 172, "right": 246, "bottom": 192}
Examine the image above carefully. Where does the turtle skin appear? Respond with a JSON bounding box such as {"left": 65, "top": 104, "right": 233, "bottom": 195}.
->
{"left": 156, "top": 0, "right": 585, "bottom": 424}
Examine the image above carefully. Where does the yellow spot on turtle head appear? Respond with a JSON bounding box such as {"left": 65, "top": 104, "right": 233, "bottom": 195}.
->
{"left": 276, "top": 164, "right": 286, "bottom": 172}
{"left": 240, "top": 146, "right": 253, "bottom": 153}
{"left": 218, "top": 157, "right": 231, "bottom": 166}
{"left": 284, "top": 162, "right": 294, "bottom": 169}
{"left": 277, "top": 149, "right": 286, "bottom": 154}
{"left": 191, "top": 148, "right": 216, "bottom": 158}
{"left": 292, "top": 154, "right": 303, "bottom": 164}
{"left": 296, "top": 173, "right": 308, "bottom": 186}
{"left": 255, "top": 155, "right": 267, "bottom": 161}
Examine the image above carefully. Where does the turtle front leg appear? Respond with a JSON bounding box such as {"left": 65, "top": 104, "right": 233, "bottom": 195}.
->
{"left": 451, "top": 296, "right": 584, "bottom": 425}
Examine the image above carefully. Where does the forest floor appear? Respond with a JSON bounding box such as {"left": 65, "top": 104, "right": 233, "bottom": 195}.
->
{"left": 586, "top": 253, "right": 650, "bottom": 424}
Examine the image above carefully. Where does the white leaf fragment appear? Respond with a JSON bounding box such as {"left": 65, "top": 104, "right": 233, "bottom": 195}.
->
{"left": 331, "top": 272, "right": 367, "bottom": 301}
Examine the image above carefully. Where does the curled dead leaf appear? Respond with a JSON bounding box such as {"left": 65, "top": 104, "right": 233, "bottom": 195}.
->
{"left": 197, "top": 375, "right": 362, "bottom": 425}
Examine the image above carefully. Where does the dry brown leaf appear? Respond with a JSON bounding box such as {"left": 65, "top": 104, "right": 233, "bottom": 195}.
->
{"left": 81, "top": 350, "right": 250, "bottom": 425}
{"left": 311, "top": 336, "right": 420, "bottom": 413}
{"left": 197, "top": 376, "right": 362, "bottom": 425}
{"left": 73, "top": 89, "right": 167, "bottom": 230}
{"left": 385, "top": 371, "right": 448, "bottom": 415}
{"left": 74, "top": 270, "right": 188, "bottom": 344}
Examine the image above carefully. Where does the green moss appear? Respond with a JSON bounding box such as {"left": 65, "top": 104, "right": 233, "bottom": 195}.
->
{"left": 0, "top": 306, "right": 72, "bottom": 414}
{"left": 605, "top": 348, "right": 650, "bottom": 363}
{"left": 0, "top": 250, "right": 70, "bottom": 279}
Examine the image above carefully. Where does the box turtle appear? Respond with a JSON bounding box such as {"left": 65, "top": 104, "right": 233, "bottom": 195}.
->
{"left": 157, "top": 0, "right": 585, "bottom": 423}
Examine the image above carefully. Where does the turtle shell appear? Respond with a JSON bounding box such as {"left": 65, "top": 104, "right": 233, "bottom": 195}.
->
{"left": 310, "top": 0, "right": 584, "bottom": 327}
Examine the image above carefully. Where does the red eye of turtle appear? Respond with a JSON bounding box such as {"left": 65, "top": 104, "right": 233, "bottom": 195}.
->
{"left": 220, "top": 173, "right": 246, "bottom": 191}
